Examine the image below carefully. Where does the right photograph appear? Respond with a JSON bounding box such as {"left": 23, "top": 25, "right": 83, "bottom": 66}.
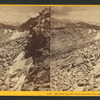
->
{"left": 51, "top": 6, "right": 100, "bottom": 91}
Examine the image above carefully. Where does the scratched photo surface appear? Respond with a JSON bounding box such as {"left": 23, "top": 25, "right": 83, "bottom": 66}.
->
{"left": 0, "top": 6, "right": 50, "bottom": 91}
{"left": 51, "top": 6, "right": 100, "bottom": 91}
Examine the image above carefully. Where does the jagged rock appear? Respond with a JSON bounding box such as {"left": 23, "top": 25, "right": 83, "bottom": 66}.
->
{"left": 87, "top": 63, "right": 92, "bottom": 67}
{"left": 94, "top": 82, "right": 100, "bottom": 88}
{"left": 25, "top": 57, "right": 33, "bottom": 66}
{"left": 0, "top": 80, "right": 3, "bottom": 86}
{"left": 1, "top": 85, "right": 7, "bottom": 90}
{"left": 9, "top": 82, "right": 17, "bottom": 88}
{"left": 3, "top": 63, "right": 8, "bottom": 67}
{"left": 74, "top": 87, "right": 84, "bottom": 91}
{"left": 22, "top": 82, "right": 34, "bottom": 91}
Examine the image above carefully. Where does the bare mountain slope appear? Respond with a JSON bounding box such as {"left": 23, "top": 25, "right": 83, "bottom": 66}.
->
{"left": 51, "top": 19, "right": 100, "bottom": 91}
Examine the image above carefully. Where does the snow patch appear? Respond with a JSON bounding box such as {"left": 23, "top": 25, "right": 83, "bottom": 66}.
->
{"left": 10, "top": 30, "right": 29, "bottom": 40}
{"left": 11, "top": 75, "right": 26, "bottom": 91}
{"left": 94, "top": 31, "right": 100, "bottom": 40}
{"left": 88, "top": 29, "right": 92, "bottom": 34}
{"left": 9, "top": 51, "right": 33, "bottom": 91}
{"left": 94, "top": 61, "right": 100, "bottom": 73}
{"left": 9, "top": 51, "right": 33, "bottom": 73}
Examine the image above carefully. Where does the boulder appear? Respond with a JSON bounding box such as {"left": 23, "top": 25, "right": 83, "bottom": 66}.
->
{"left": 0, "top": 80, "right": 3, "bottom": 86}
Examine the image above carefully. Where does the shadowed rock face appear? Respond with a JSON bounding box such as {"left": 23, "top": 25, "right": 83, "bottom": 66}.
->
{"left": 0, "top": 36, "right": 28, "bottom": 91}
{"left": 21, "top": 7, "right": 51, "bottom": 91}
{"left": 25, "top": 33, "right": 47, "bottom": 59}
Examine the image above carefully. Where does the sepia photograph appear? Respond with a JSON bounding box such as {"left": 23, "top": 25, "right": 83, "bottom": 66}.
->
{"left": 1, "top": 5, "right": 100, "bottom": 92}
{"left": 51, "top": 6, "right": 100, "bottom": 91}
{"left": 0, "top": 6, "right": 50, "bottom": 91}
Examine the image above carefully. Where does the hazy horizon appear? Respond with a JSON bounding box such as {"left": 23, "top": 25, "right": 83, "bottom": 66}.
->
{"left": 52, "top": 6, "right": 100, "bottom": 25}
{"left": 0, "top": 6, "right": 47, "bottom": 26}
{"left": 1, "top": 6, "right": 100, "bottom": 26}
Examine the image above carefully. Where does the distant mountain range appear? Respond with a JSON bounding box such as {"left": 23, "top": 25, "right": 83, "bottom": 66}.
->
{"left": 1, "top": 17, "right": 100, "bottom": 31}
{"left": 0, "top": 22, "right": 17, "bottom": 30}
{"left": 18, "top": 17, "right": 37, "bottom": 31}
{"left": 52, "top": 18, "right": 100, "bottom": 30}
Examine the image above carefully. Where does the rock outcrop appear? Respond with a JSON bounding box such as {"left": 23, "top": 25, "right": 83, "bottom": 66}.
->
{"left": 1, "top": 7, "right": 100, "bottom": 91}
{"left": 0, "top": 36, "right": 28, "bottom": 90}
{"left": 22, "top": 7, "right": 51, "bottom": 91}
{"left": 0, "top": 7, "right": 51, "bottom": 91}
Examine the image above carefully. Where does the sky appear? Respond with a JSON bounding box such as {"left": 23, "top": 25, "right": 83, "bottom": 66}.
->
{"left": 1, "top": 6, "right": 100, "bottom": 26}
{"left": 0, "top": 6, "right": 47, "bottom": 26}
{"left": 52, "top": 6, "right": 100, "bottom": 25}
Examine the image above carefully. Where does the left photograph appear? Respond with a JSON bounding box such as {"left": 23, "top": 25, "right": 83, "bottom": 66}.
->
{"left": 0, "top": 6, "right": 51, "bottom": 91}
